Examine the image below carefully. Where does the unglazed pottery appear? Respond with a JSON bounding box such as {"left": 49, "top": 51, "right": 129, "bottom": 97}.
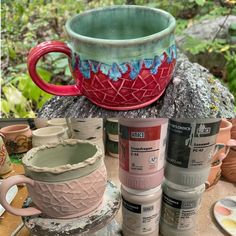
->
{"left": 0, "top": 136, "right": 12, "bottom": 175}
{"left": 0, "top": 124, "right": 32, "bottom": 154}
{"left": 0, "top": 140, "right": 107, "bottom": 218}
{"left": 47, "top": 118, "right": 71, "bottom": 137}
{"left": 68, "top": 118, "right": 103, "bottom": 140}
{"left": 222, "top": 143, "right": 236, "bottom": 183}
{"left": 34, "top": 118, "right": 48, "bottom": 129}
{"left": 27, "top": 6, "right": 176, "bottom": 110}
{"left": 68, "top": 118, "right": 104, "bottom": 153}
{"left": 32, "top": 126, "right": 69, "bottom": 147}
{"left": 216, "top": 119, "right": 232, "bottom": 144}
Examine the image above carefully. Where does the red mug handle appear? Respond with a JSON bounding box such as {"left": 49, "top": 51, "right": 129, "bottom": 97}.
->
{"left": 27, "top": 40, "right": 81, "bottom": 96}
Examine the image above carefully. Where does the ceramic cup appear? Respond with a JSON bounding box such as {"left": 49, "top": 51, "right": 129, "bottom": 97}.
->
{"left": 206, "top": 139, "right": 236, "bottom": 189}
{"left": 0, "top": 140, "right": 107, "bottom": 218}
{"left": 0, "top": 136, "right": 12, "bottom": 176}
{"left": 105, "top": 119, "right": 118, "bottom": 142}
{"left": 0, "top": 124, "right": 32, "bottom": 154}
{"left": 34, "top": 118, "right": 48, "bottom": 129}
{"left": 32, "top": 126, "right": 69, "bottom": 147}
{"left": 47, "top": 118, "right": 71, "bottom": 137}
{"left": 27, "top": 6, "right": 176, "bottom": 110}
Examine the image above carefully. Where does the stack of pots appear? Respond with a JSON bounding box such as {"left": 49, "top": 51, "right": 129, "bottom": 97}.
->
{"left": 160, "top": 118, "right": 221, "bottom": 236}
{"left": 105, "top": 118, "right": 119, "bottom": 158}
{"left": 219, "top": 119, "right": 236, "bottom": 183}
{"left": 67, "top": 118, "right": 104, "bottom": 154}
{"left": 118, "top": 118, "right": 168, "bottom": 236}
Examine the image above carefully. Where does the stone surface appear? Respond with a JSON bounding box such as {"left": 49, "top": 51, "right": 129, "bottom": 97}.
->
{"left": 176, "top": 15, "right": 236, "bottom": 44}
{"left": 38, "top": 52, "right": 235, "bottom": 118}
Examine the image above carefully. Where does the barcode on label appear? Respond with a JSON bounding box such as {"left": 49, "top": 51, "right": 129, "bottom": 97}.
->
{"left": 143, "top": 206, "right": 154, "bottom": 212}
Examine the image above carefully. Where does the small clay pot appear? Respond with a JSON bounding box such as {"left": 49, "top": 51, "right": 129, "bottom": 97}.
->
{"left": 222, "top": 143, "right": 236, "bottom": 183}
{"left": 0, "top": 124, "right": 32, "bottom": 154}
{"left": 34, "top": 118, "right": 48, "bottom": 129}
{"left": 216, "top": 119, "right": 232, "bottom": 144}
{"left": 0, "top": 140, "right": 107, "bottom": 218}
{"left": 32, "top": 126, "right": 69, "bottom": 147}
{"left": 68, "top": 118, "right": 103, "bottom": 141}
{"left": 231, "top": 131, "right": 236, "bottom": 139}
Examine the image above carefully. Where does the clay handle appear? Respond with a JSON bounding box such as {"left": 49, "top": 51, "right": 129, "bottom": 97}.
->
{"left": 27, "top": 40, "right": 81, "bottom": 96}
{"left": 0, "top": 175, "right": 42, "bottom": 216}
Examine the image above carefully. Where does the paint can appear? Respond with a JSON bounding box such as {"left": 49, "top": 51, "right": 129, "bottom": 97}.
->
{"left": 165, "top": 118, "right": 221, "bottom": 187}
{"left": 121, "top": 185, "right": 162, "bottom": 236}
{"left": 119, "top": 118, "right": 168, "bottom": 189}
{"left": 160, "top": 180, "right": 205, "bottom": 236}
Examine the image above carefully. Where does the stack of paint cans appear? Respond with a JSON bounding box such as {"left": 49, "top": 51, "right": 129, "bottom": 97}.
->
{"left": 160, "top": 118, "right": 221, "bottom": 236}
{"left": 119, "top": 118, "right": 168, "bottom": 236}
{"left": 105, "top": 118, "right": 119, "bottom": 158}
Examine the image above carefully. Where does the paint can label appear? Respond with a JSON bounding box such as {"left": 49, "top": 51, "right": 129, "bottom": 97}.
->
{"left": 166, "top": 119, "right": 221, "bottom": 168}
{"left": 119, "top": 124, "right": 167, "bottom": 174}
{"left": 161, "top": 192, "right": 200, "bottom": 230}
{"left": 122, "top": 195, "right": 161, "bottom": 234}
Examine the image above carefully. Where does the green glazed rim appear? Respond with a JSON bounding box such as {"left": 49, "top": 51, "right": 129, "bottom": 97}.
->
{"left": 66, "top": 5, "right": 176, "bottom": 45}
{"left": 65, "top": 5, "right": 176, "bottom": 64}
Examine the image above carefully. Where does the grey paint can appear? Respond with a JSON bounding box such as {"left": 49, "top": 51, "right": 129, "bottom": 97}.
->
{"left": 160, "top": 180, "right": 205, "bottom": 236}
{"left": 165, "top": 118, "right": 221, "bottom": 187}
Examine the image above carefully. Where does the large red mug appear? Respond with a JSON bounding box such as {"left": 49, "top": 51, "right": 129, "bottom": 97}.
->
{"left": 27, "top": 6, "right": 176, "bottom": 110}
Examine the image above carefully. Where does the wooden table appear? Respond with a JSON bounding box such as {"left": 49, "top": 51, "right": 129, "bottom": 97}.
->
{"left": 1, "top": 157, "right": 236, "bottom": 236}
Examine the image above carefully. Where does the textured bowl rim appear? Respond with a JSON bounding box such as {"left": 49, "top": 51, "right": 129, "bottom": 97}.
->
{"left": 22, "top": 139, "right": 103, "bottom": 174}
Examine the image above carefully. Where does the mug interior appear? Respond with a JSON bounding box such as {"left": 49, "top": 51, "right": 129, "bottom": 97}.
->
{"left": 29, "top": 142, "right": 97, "bottom": 168}
{"left": 33, "top": 126, "right": 65, "bottom": 137}
{"left": 68, "top": 6, "right": 174, "bottom": 40}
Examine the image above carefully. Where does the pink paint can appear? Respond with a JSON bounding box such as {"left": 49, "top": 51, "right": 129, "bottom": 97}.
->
{"left": 119, "top": 118, "right": 168, "bottom": 190}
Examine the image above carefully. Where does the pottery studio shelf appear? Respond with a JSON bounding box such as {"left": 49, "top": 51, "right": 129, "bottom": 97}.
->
{"left": 0, "top": 156, "right": 235, "bottom": 236}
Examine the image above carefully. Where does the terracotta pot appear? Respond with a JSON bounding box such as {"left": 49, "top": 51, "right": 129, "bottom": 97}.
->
{"left": 216, "top": 119, "right": 232, "bottom": 144}
{"left": 32, "top": 126, "right": 69, "bottom": 147}
{"left": 0, "top": 140, "right": 107, "bottom": 218}
{"left": 0, "top": 124, "right": 32, "bottom": 154}
{"left": 0, "top": 136, "right": 12, "bottom": 176}
{"left": 231, "top": 131, "right": 236, "bottom": 139}
{"left": 221, "top": 141, "right": 236, "bottom": 183}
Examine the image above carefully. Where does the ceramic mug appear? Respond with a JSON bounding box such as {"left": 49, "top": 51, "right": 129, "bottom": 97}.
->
{"left": 32, "top": 126, "right": 69, "bottom": 147}
{"left": 206, "top": 139, "right": 236, "bottom": 189}
{"left": 0, "top": 124, "right": 32, "bottom": 154}
{"left": 27, "top": 6, "right": 176, "bottom": 110}
{"left": 105, "top": 119, "right": 119, "bottom": 142}
{"left": 0, "top": 140, "right": 107, "bottom": 218}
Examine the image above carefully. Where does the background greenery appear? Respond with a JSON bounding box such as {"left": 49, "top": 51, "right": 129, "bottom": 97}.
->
{"left": 1, "top": 0, "right": 236, "bottom": 117}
